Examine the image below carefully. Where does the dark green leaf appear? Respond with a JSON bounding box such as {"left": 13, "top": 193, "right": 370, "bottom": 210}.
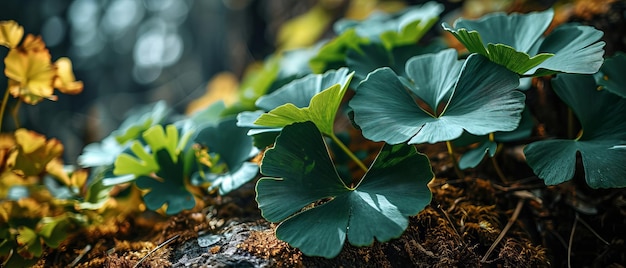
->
{"left": 193, "top": 117, "right": 259, "bottom": 195}
{"left": 135, "top": 149, "right": 195, "bottom": 215}
{"left": 351, "top": 51, "right": 523, "bottom": 144}
{"left": 524, "top": 74, "right": 626, "bottom": 188}
{"left": 346, "top": 41, "right": 446, "bottom": 86}
{"left": 443, "top": 9, "right": 605, "bottom": 76}
{"left": 459, "top": 140, "right": 497, "bottom": 170}
{"left": 256, "top": 122, "right": 432, "bottom": 258}
{"left": 594, "top": 52, "right": 626, "bottom": 98}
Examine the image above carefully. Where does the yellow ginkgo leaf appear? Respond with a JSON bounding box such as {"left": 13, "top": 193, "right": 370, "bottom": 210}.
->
{"left": 0, "top": 20, "right": 24, "bottom": 48}
{"left": 45, "top": 158, "right": 71, "bottom": 186}
{"left": 4, "top": 42, "right": 56, "bottom": 104}
{"left": 186, "top": 72, "right": 239, "bottom": 115}
{"left": 53, "top": 57, "right": 83, "bottom": 95}
{"left": 20, "top": 34, "right": 47, "bottom": 52}
{"left": 8, "top": 129, "right": 64, "bottom": 177}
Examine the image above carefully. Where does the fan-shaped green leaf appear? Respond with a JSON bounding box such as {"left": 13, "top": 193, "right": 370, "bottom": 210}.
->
{"left": 524, "top": 74, "right": 626, "bottom": 188}
{"left": 135, "top": 149, "right": 195, "bottom": 215}
{"left": 458, "top": 140, "right": 497, "bottom": 170}
{"left": 113, "top": 142, "right": 158, "bottom": 177}
{"left": 346, "top": 42, "right": 445, "bottom": 85}
{"left": 193, "top": 117, "right": 259, "bottom": 195}
{"left": 350, "top": 51, "right": 523, "bottom": 144}
{"left": 443, "top": 9, "right": 605, "bottom": 76}
{"left": 594, "top": 52, "right": 626, "bottom": 98}
{"left": 444, "top": 9, "right": 552, "bottom": 53}
{"left": 529, "top": 24, "right": 605, "bottom": 75}
{"left": 112, "top": 101, "right": 170, "bottom": 144}
{"left": 335, "top": 2, "right": 443, "bottom": 49}
{"left": 238, "top": 68, "right": 352, "bottom": 138}
{"left": 309, "top": 29, "right": 368, "bottom": 74}
{"left": 254, "top": 71, "right": 354, "bottom": 136}
{"left": 256, "top": 122, "right": 432, "bottom": 258}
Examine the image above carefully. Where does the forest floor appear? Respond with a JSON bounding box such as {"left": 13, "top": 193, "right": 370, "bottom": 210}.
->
{"left": 32, "top": 1, "right": 626, "bottom": 267}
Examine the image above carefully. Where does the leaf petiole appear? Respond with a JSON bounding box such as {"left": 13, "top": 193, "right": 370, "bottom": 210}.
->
{"left": 446, "top": 140, "right": 464, "bottom": 179}
{"left": 0, "top": 87, "right": 10, "bottom": 131}
{"left": 329, "top": 133, "right": 368, "bottom": 172}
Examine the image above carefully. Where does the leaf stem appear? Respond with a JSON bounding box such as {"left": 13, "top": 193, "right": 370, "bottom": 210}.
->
{"left": 488, "top": 133, "right": 508, "bottom": 183}
{"left": 11, "top": 100, "right": 21, "bottom": 129}
{"left": 445, "top": 140, "right": 464, "bottom": 179}
{"left": 329, "top": 133, "right": 368, "bottom": 172}
{"left": 0, "top": 88, "right": 10, "bottom": 132}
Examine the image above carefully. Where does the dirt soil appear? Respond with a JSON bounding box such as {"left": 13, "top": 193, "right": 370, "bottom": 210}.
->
{"left": 30, "top": 1, "right": 626, "bottom": 267}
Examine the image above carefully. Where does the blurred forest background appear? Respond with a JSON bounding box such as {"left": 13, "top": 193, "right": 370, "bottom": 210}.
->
{"left": 0, "top": 0, "right": 561, "bottom": 163}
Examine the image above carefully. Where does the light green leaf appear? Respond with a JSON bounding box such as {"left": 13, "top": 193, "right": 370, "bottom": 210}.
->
{"left": 113, "top": 141, "right": 158, "bottom": 177}
{"left": 524, "top": 74, "right": 626, "bottom": 188}
{"left": 350, "top": 51, "right": 523, "bottom": 144}
{"left": 486, "top": 43, "right": 553, "bottom": 74}
{"left": 335, "top": 2, "right": 443, "bottom": 49}
{"left": 309, "top": 29, "right": 368, "bottom": 74}
{"left": 238, "top": 68, "right": 352, "bottom": 137}
{"left": 254, "top": 71, "right": 354, "bottom": 136}
{"left": 38, "top": 215, "right": 72, "bottom": 248}
{"left": 16, "top": 226, "right": 42, "bottom": 258}
{"left": 256, "top": 122, "right": 432, "bottom": 258}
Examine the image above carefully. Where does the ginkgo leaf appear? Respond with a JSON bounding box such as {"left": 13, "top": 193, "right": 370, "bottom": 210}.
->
{"left": 192, "top": 117, "right": 259, "bottom": 195}
{"left": 253, "top": 70, "right": 354, "bottom": 136}
{"left": 458, "top": 140, "right": 497, "bottom": 170}
{"left": 456, "top": 107, "right": 535, "bottom": 169}
{"left": 38, "top": 215, "right": 73, "bottom": 248}
{"left": 16, "top": 226, "right": 42, "bottom": 258}
{"left": 524, "top": 74, "right": 626, "bottom": 188}
{"left": 52, "top": 57, "right": 83, "bottom": 95}
{"left": 8, "top": 129, "right": 64, "bottom": 177}
{"left": 112, "top": 101, "right": 170, "bottom": 144}
{"left": 4, "top": 41, "right": 56, "bottom": 104}
{"left": 0, "top": 20, "right": 24, "bottom": 48}
{"left": 350, "top": 50, "right": 523, "bottom": 144}
{"left": 237, "top": 68, "right": 351, "bottom": 147}
{"left": 346, "top": 41, "right": 445, "bottom": 84}
{"left": 77, "top": 136, "right": 125, "bottom": 167}
{"left": 135, "top": 149, "right": 196, "bottom": 215}
{"left": 113, "top": 124, "right": 196, "bottom": 214}
{"left": 309, "top": 29, "right": 369, "bottom": 74}
{"left": 594, "top": 52, "right": 626, "bottom": 98}
{"left": 78, "top": 168, "right": 114, "bottom": 210}
{"left": 113, "top": 124, "right": 182, "bottom": 177}
{"left": 113, "top": 141, "right": 158, "bottom": 177}
{"left": 442, "top": 9, "right": 605, "bottom": 76}
{"left": 335, "top": 2, "right": 443, "bottom": 49}
{"left": 256, "top": 122, "right": 432, "bottom": 258}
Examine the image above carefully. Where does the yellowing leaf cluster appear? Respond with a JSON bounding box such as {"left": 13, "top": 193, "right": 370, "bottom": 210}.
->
{"left": 1, "top": 20, "right": 83, "bottom": 105}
